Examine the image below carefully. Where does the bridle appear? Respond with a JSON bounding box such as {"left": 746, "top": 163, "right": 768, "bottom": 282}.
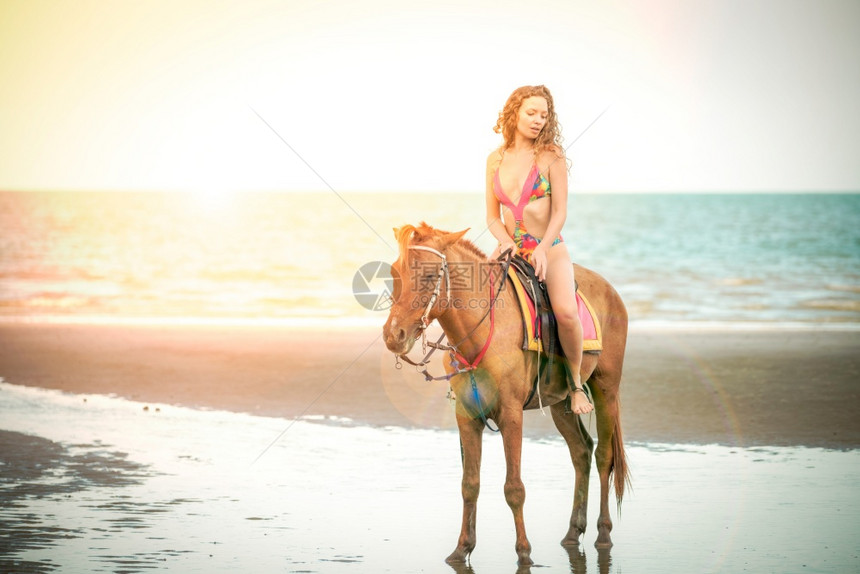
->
{"left": 394, "top": 243, "right": 513, "bottom": 378}
{"left": 393, "top": 244, "right": 453, "bottom": 374}
{"left": 393, "top": 243, "right": 513, "bottom": 432}
{"left": 406, "top": 244, "right": 451, "bottom": 332}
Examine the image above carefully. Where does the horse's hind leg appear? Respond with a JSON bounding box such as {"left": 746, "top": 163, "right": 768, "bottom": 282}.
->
{"left": 446, "top": 414, "right": 484, "bottom": 565}
{"left": 591, "top": 372, "right": 620, "bottom": 548}
{"left": 551, "top": 401, "right": 594, "bottom": 546}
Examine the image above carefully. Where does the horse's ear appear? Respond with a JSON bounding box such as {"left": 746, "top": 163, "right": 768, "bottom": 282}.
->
{"left": 392, "top": 226, "right": 400, "bottom": 239}
{"left": 440, "top": 228, "right": 470, "bottom": 249}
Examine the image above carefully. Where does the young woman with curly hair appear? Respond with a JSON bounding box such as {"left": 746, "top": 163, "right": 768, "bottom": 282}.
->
{"left": 485, "top": 84, "right": 593, "bottom": 416}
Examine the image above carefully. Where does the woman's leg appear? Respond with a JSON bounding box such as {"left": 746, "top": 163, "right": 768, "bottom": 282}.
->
{"left": 544, "top": 242, "right": 593, "bottom": 415}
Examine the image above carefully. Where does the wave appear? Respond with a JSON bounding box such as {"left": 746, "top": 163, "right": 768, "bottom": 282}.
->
{"left": 800, "top": 298, "right": 860, "bottom": 312}
{"left": 717, "top": 277, "right": 766, "bottom": 287}
{"left": 0, "top": 314, "right": 388, "bottom": 328}
{"left": 2, "top": 314, "right": 859, "bottom": 332}
{"left": 628, "top": 320, "right": 860, "bottom": 332}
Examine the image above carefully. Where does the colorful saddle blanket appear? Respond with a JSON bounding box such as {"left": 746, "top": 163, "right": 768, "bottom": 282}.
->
{"left": 506, "top": 264, "right": 603, "bottom": 354}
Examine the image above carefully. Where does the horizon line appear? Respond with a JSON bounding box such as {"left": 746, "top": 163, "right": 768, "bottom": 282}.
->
{"left": 2, "top": 187, "right": 859, "bottom": 195}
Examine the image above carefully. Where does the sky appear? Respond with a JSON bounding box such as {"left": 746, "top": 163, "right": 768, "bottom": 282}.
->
{"left": 1, "top": 0, "right": 858, "bottom": 193}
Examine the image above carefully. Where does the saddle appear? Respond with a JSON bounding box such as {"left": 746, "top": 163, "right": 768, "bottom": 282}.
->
{"left": 506, "top": 256, "right": 602, "bottom": 404}
{"left": 506, "top": 255, "right": 602, "bottom": 357}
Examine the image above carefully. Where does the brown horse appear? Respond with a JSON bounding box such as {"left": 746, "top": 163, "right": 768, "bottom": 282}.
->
{"left": 382, "top": 222, "right": 630, "bottom": 567}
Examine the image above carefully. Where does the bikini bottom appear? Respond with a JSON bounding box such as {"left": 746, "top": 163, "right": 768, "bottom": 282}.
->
{"left": 514, "top": 226, "right": 563, "bottom": 266}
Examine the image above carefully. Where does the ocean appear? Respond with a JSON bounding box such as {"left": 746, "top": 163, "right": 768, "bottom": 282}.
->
{"left": 1, "top": 191, "right": 858, "bottom": 326}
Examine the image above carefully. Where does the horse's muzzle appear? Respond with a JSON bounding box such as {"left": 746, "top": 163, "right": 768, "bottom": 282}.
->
{"left": 382, "top": 316, "right": 419, "bottom": 355}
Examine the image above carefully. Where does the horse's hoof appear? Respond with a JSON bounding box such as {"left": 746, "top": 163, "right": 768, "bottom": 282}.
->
{"left": 595, "top": 522, "right": 613, "bottom": 549}
{"left": 517, "top": 554, "right": 534, "bottom": 567}
{"left": 445, "top": 549, "right": 470, "bottom": 565}
{"left": 594, "top": 538, "right": 613, "bottom": 549}
{"left": 561, "top": 526, "right": 584, "bottom": 547}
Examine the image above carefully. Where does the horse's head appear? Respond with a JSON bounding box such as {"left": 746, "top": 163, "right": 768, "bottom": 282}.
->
{"left": 382, "top": 222, "right": 469, "bottom": 355}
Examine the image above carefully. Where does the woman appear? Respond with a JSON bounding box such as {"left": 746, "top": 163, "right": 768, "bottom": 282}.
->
{"left": 486, "top": 85, "right": 593, "bottom": 416}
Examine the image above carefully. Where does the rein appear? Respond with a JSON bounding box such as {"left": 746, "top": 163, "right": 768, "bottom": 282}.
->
{"left": 395, "top": 246, "right": 513, "bottom": 432}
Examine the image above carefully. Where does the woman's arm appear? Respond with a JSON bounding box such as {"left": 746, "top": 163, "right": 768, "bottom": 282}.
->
{"left": 485, "top": 150, "right": 515, "bottom": 258}
{"left": 531, "top": 147, "right": 568, "bottom": 280}
{"left": 540, "top": 147, "right": 569, "bottom": 242}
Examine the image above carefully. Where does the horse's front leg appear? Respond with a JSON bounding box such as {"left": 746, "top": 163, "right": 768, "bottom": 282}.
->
{"left": 499, "top": 409, "right": 533, "bottom": 567}
{"left": 446, "top": 414, "right": 484, "bottom": 565}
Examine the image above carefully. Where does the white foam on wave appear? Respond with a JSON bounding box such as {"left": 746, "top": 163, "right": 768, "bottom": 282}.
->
{"left": 629, "top": 319, "right": 860, "bottom": 332}
{"left": 0, "top": 314, "right": 386, "bottom": 328}
{"left": 4, "top": 314, "right": 860, "bottom": 332}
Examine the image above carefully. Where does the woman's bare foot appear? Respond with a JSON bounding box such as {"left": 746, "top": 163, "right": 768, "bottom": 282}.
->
{"left": 571, "top": 386, "right": 594, "bottom": 415}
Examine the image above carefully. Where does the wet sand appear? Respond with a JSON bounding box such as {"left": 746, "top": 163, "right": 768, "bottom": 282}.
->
{"left": 1, "top": 322, "right": 859, "bottom": 573}
{"left": 0, "top": 322, "right": 858, "bottom": 448}
{"left": 0, "top": 381, "right": 858, "bottom": 574}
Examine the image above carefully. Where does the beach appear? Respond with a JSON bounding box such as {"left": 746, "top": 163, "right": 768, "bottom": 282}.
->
{"left": 1, "top": 322, "right": 859, "bottom": 573}
{"left": 1, "top": 322, "right": 857, "bottom": 448}
{"left": 2, "top": 191, "right": 859, "bottom": 572}
{"left": 3, "top": 0, "right": 860, "bottom": 569}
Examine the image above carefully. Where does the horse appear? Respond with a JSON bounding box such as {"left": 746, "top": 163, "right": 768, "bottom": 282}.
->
{"left": 381, "top": 222, "right": 630, "bottom": 567}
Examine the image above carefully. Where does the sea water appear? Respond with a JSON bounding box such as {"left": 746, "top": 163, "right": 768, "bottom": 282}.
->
{"left": 1, "top": 380, "right": 858, "bottom": 574}
{"left": 1, "top": 191, "right": 858, "bottom": 326}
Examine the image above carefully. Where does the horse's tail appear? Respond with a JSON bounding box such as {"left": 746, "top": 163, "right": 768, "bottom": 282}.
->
{"left": 611, "top": 396, "right": 632, "bottom": 507}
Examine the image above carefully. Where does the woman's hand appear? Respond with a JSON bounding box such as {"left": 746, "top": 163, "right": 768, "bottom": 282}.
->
{"left": 532, "top": 244, "right": 549, "bottom": 281}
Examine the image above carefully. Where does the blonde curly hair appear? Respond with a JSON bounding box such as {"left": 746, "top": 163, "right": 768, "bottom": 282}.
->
{"left": 494, "top": 85, "right": 564, "bottom": 157}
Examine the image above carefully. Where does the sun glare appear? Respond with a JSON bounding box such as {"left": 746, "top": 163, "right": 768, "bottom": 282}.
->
{"left": 186, "top": 189, "right": 238, "bottom": 213}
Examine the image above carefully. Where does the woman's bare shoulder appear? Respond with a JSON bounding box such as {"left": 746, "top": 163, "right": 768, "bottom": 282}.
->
{"left": 486, "top": 148, "right": 504, "bottom": 166}
{"left": 538, "top": 145, "right": 565, "bottom": 162}
{"left": 538, "top": 145, "right": 566, "bottom": 172}
{"left": 486, "top": 148, "right": 504, "bottom": 176}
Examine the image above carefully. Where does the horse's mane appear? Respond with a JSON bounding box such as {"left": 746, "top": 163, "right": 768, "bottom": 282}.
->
{"left": 458, "top": 236, "right": 487, "bottom": 260}
{"left": 395, "top": 222, "right": 486, "bottom": 267}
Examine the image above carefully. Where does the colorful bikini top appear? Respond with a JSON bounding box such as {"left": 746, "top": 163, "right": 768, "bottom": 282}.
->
{"left": 493, "top": 163, "right": 552, "bottom": 221}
